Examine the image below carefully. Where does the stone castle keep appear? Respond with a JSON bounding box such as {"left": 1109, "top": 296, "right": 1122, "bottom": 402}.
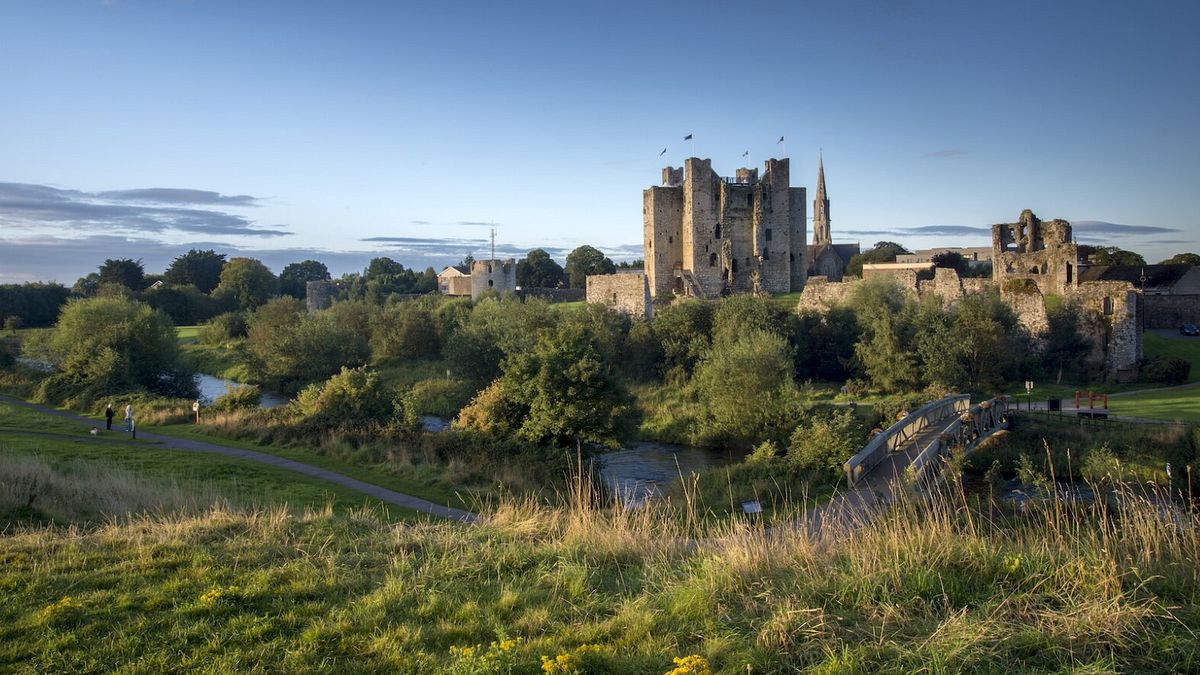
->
{"left": 644, "top": 157, "right": 807, "bottom": 298}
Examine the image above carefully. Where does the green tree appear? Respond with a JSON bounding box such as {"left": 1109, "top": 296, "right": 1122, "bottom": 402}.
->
{"left": 98, "top": 258, "right": 146, "bottom": 290}
{"left": 711, "top": 294, "right": 790, "bottom": 349}
{"left": 371, "top": 301, "right": 440, "bottom": 360}
{"left": 72, "top": 273, "right": 100, "bottom": 298}
{"left": 162, "top": 249, "right": 227, "bottom": 293}
{"left": 0, "top": 282, "right": 70, "bottom": 327}
{"left": 930, "top": 251, "right": 970, "bottom": 277}
{"left": 1042, "top": 305, "right": 1089, "bottom": 383}
{"left": 1086, "top": 246, "right": 1146, "bottom": 266}
{"left": 915, "top": 297, "right": 965, "bottom": 389}
{"left": 141, "top": 284, "right": 222, "bottom": 326}
{"left": 848, "top": 278, "right": 918, "bottom": 392}
{"left": 1159, "top": 252, "right": 1200, "bottom": 265}
{"left": 653, "top": 299, "right": 714, "bottom": 376}
{"left": 693, "top": 329, "right": 797, "bottom": 447}
{"left": 34, "top": 296, "right": 194, "bottom": 397}
{"left": 953, "top": 291, "right": 1021, "bottom": 391}
{"left": 214, "top": 258, "right": 278, "bottom": 310}
{"left": 278, "top": 260, "right": 331, "bottom": 299}
{"left": 294, "top": 366, "right": 405, "bottom": 431}
{"left": 787, "top": 408, "right": 863, "bottom": 477}
{"left": 564, "top": 245, "right": 615, "bottom": 289}
{"left": 516, "top": 248, "right": 565, "bottom": 288}
{"left": 500, "top": 321, "right": 631, "bottom": 446}
{"left": 846, "top": 241, "right": 911, "bottom": 278}
{"left": 244, "top": 298, "right": 370, "bottom": 391}
{"left": 793, "top": 307, "right": 859, "bottom": 381}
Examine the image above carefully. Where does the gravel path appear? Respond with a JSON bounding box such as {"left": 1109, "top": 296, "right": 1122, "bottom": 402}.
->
{"left": 0, "top": 394, "right": 476, "bottom": 523}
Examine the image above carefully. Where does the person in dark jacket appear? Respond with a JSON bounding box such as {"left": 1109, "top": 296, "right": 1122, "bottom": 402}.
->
{"left": 105, "top": 403, "right": 114, "bottom": 431}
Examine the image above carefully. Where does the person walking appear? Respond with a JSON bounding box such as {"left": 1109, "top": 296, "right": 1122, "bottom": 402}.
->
{"left": 124, "top": 403, "right": 133, "bottom": 432}
{"left": 105, "top": 403, "right": 114, "bottom": 431}
{"left": 192, "top": 399, "right": 201, "bottom": 424}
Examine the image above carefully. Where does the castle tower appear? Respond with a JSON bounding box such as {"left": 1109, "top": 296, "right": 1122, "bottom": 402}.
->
{"left": 812, "top": 154, "right": 831, "bottom": 246}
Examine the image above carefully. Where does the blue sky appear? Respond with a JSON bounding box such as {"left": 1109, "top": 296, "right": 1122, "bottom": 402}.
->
{"left": 2, "top": 0, "right": 1198, "bottom": 283}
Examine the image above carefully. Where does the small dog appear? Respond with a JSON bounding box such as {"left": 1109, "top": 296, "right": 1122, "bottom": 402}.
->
{"left": 89, "top": 427, "right": 99, "bottom": 436}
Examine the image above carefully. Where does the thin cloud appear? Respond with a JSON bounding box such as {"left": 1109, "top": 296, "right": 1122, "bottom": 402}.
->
{"left": 96, "top": 188, "right": 260, "bottom": 206}
{"left": 0, "top": 181, "right": 286, "bottom": 238}
{"left": 410, "top": 220, "right": 431, "bottom": 225}
{"left": 456, "top": 221, "right": 496, "bottom": 227}
{"left": 842, "top": 224, "right": 991, "bottom": 238}
{"left": 924, "top": 149, "right": 969, "bottom": 159}
{"left": 1071, "top": 220, "right": 1181, "bottom": 236}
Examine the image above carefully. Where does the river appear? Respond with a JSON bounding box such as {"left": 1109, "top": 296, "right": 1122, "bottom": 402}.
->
{"left": 595, "top": 441, "right": 742, "bottom": 506}
{"left": 194, "top": 373, "right": 289, "bottom": 409}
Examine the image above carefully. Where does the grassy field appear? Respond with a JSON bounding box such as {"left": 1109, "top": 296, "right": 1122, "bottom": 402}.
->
{"left": 175, "top": 325, "right": 202, "bottom": 343}
{"left": 1, "top": 476, "right": 1197, "bottom": 672}
{"left": 146, "top": 421, "right": 471, "bottom": 510}
{"left": 1110, "top": 385, "right": 1200, "bottom": 423}
{"left": 0, "top": 402, "right": 422, "bottom": 523}
{"left": 1145, "top": 330, "right": 1200, "bottom": 382}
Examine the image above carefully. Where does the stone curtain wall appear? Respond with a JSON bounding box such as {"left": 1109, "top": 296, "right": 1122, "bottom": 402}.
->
{"left": 305, "top": 280, "right": 335, "bottom": 312}
{"left": 1069, "top": 281, "right": 1141, "bottom": 380}
{"left": 517, "top": 288, "right": 586, "bottom": 303}
{"left": 1144, "top": 295, "right": 1200, "bottom": 329}
{"left": 586, "top": 273, "right": 652, "bottom": 319}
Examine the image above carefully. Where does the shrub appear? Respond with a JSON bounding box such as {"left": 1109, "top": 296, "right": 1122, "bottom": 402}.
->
{"left": 201, "top": 312, "right": 248, "bottom": 345}
{"left": 404, "top": 378, "right": 476, "bottom": 417}
{"left": 692, "top": 329, "right": 797, "bottom": 448}
{"left": 293, "top": 366, "right": 403, "bottom": 431}
{"left": 1140, "top": 355, "right": 1191, "bottom": 385}
{"left": 208, "top": 384, "right": 263, "bottom": 412}
{"left": 787, "top": 408, "right": 864, "bottom": 477}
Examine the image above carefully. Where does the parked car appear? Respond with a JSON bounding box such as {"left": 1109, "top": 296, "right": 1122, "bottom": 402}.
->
{"left": 1181, "top": 323, "right": 1200, "bottom": 336}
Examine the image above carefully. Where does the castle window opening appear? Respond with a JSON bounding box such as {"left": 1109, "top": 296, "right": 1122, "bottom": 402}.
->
{"left": 709, "top": 253, "right": 717, "bottom": 267}
{"left": 746, "top": 193, "right": 753, "bottom": 208}
{"left": 488, "top": 279, "right": 494, "bottom": 287}
{"left": 714, "top": 223, "right": 721, "bottom": 239}
{"left": 763, "top": 249, "right": 769, "bottom": 260}
{"left": 611, "top": 292, "right": 617, "bottom": 303}
{"left": 487, "top": 264, "right": 493, "bottom": 273}
{"left": 668, "top": 236, "right": 673, "bottom": 244}
{"left": 1103, "top": 297, "right": 1113, "bottom": 315}
{"left": 732, "top": 259, "right": 738, "bottom": 273}
{"left": 765, "top": 228, "right": 772, "bottom": 241}
{"left": 1066, "top": 263, "right": 1073, "bottom": 283}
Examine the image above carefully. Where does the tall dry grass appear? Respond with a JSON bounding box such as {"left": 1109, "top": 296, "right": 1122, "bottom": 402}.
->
{"left": 0, "top": 454, "right": 223, "bottom": 524}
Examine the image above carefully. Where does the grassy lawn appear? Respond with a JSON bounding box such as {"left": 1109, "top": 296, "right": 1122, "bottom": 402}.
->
{"left": 145, "top": 423, "right": 471, "bottom": 511}
{"left": 0, "top": 400, "right": 429, "bottom": 521}
{"left": 1145, "top": 331, "right": 1200, "bottom": 383}
{"left": 175, "top": 324, "right": 202, "bottom": 343}
{"left": 1110, "top": 386, "right": 1200, "bottom": 423}
{"left": 1, "top": 484, "right": 1196, "bottom": 671}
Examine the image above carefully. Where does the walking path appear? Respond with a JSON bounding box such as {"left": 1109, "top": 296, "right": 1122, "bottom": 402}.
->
{"left": 0, "top": 394, "right": 476, "bottom": 523}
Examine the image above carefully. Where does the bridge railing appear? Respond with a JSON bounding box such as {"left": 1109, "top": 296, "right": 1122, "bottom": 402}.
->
{"left": 844, "top": 394, "right": 970, "bottom": 486}
{"left": 909, "top": 396, "right": 1010, "bottom": 483}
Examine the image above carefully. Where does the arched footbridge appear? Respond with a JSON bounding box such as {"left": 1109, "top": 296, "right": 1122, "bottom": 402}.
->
{"left": 802, "top": 394, "right": 1011, "bottom": 533}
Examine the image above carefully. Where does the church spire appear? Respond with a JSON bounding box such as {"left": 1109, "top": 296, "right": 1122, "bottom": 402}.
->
{"left": 812, "top": 153, "right": 831, "bottom": 246}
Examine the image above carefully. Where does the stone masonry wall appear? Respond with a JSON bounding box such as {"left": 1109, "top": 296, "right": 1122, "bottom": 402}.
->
{"left": 470, "top": 259, "right": 516, "bottom": 300}
{"left": 1144, "top": 294, "right": 1200, "bottom": 329}
{"left": 306, "top": 280, "right": 335, "bottom": 312}
{"left": 586, "top": 273, "right": 652, "bottom": 319}
{"left": 1069, "top": 281, "right": 1141, "bottom": 380}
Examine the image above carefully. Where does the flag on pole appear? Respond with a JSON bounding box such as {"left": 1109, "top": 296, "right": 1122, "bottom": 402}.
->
{"left": 659, "top": 147, "right": 667, "bottom": 157}
{"left": 742, "top": 150, "right": 749, "bottom": 157}
{"left": 777, "top": 136, "right": 784, "bottom": 144}
{"left": 684, "top": 134, "right": 693, "bottom": 141}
